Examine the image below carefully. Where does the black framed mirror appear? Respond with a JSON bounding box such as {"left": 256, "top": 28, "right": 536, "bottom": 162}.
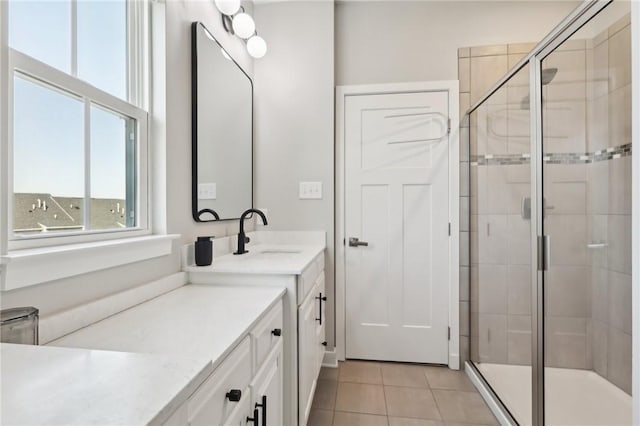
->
{"left": 191, "top": 22, "right": 253, "bottom": 222}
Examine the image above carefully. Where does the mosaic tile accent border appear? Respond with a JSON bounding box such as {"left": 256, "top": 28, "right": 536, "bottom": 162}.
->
{"left": 470, "top": 143, "right": 631, "bottom": 166}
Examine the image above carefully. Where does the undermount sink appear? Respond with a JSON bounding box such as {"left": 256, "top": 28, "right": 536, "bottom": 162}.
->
{"left": 255, "top": 249, "right": 302, "bottom": 255}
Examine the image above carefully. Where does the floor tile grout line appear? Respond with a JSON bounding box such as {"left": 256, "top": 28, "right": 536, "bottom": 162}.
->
{"left": 330, "top": 407, "right": 387, "bottom": 416}
{"left": 331, "top": 375, "right": 339, "bottom": 412}
{"left": 430, "top": 385, "right": 446, "bottom": 422}
{"left": 423, "top": 369, "right": 433, "bottom": 388}
{"left": 382, "top": 375, "right": 389, "bottom": 417}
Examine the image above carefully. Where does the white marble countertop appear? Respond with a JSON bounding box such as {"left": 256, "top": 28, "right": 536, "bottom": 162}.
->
{"left": 184, "top": 243, "right": 325, "bottom": 275}
{"left": 0, "top": 343, "right": 212, "bottom": 426}
{"left": 49, "top": 285, "right": 286, "bottom": 371}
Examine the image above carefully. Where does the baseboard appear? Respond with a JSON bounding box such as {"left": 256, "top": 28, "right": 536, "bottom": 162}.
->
{"left": 448, "top": 353, "right": 460, "bottom": 370}
{"left": 322, "top": 349, "right": 339, "bottom": 368}
{"left": 465, "top": 361, "right": 516, "bottom": 426}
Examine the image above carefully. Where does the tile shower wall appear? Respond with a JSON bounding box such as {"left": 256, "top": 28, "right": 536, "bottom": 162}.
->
{"left": 585, "top": 13, "right": 632, "bottom": 394}
{"left": 460, "top": 13, "right": 632, "bottom": 395}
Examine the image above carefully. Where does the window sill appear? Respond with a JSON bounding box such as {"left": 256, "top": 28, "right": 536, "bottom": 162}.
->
{"left": 0, "top": 234, "right": 179, "bottom": 291}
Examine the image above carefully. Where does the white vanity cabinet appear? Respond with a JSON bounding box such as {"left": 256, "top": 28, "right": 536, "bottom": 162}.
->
{"left": 298, "top": 272, "right": 326, "bottom": 425}
{"left": 47, "top": 286, "right": 286, "bottom": 426}
{"left": 187, "top": 246, "right": 327, "bottom": 426}
{"left": 185, "top": 302, "right": 285, "bottom": 426}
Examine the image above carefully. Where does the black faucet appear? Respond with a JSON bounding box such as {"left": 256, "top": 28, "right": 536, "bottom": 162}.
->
{"left": 234, "top": 208, "right": 268, "bottom": 255}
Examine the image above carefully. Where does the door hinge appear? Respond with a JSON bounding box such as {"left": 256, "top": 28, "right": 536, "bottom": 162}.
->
{"left": 447, "top": 326, "right": 451, "bottom": 340}
{"left": 447, "top": 118, "right": 451, "bottom": 135}
{"left": 343, "top": 238, "right": 346, "bottom": 246}
{"left": 448, "top": 222, "right": 451, "bottom": 236}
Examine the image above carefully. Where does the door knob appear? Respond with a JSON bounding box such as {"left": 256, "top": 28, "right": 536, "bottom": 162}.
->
{"left": 349, "top": 237, "right": 369, "bottom": 247}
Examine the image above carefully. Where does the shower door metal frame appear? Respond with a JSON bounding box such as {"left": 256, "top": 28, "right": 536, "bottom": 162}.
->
{"left": 532, "top": 1, "right": 616, "bottom": 423}
{"left": 465, "top": 1, "right": 621, "bottom": 425}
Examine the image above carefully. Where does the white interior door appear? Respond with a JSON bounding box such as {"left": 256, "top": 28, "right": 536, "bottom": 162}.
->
{"left": 345, "top": 90, "right": 450, "bottom": 364}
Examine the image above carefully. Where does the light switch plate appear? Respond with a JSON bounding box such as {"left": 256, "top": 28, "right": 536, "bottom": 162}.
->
{"left": 198, "top": 183, "right": 217, "bottom": 200}
{"left": 299, "top": 182, "right": 322, "bottom": 199}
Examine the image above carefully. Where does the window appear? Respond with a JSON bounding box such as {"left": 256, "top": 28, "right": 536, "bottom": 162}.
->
{"left": 5, "top": 0, "right": 149, "bottom": 247}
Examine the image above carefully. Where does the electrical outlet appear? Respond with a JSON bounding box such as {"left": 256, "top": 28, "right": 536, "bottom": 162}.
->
{"left": 198, "top": 183, "right": 217, "bottom": 200}
{"left": 299, "top": 182, "right": 322, "bottom": 199}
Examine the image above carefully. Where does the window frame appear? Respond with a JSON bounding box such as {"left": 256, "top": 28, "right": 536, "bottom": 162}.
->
{"left": 3, "top": 0, "right": 151, "bottom": 251}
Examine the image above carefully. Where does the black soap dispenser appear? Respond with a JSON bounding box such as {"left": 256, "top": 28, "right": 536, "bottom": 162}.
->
{"left": 195, "top": 236, "right": 213, "bottom": 266}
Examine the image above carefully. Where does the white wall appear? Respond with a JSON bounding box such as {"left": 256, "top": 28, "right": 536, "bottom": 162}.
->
{"left": 253, "top": 2, "right": 335, "bottom": 344}
{"left": 0, "top": 0, "right": 255, "bottom": 316}
{"left": 336, "top": 0, "right": 581, "bottom": 86}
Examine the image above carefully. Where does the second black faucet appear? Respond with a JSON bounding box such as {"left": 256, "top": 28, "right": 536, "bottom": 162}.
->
{"left": 234, "top": 208, "right": 268, "bottom": 255}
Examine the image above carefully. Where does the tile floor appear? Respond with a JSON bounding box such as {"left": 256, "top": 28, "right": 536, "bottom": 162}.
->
{"left": 308, "top": 361, "right": 498, "bottom": 426}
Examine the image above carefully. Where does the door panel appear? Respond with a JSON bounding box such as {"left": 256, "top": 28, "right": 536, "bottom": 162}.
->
{"left": 402, "top": 184, "right": 433, "bottom": 327}
{"left": 359, "top": 184, "right": 390, "bottom": 325}
{"left": 251, "top": 342, "right": 283, "bottom": 426}
{"left": 345, "top": 91, "right": 450, "bottom": 364}
{"left": 298, "top": 286, "right": 318, "bottom": 426}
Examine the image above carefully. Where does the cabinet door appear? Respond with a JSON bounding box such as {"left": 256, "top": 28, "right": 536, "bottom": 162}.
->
{"left": 224, "top": 393, "right": 252, "bottom": 426}
{"left": 251, "top": 341, "right": 283, "bottom": 426}
{"left": 298, "top": 284, "right": 318, "bottom": 426}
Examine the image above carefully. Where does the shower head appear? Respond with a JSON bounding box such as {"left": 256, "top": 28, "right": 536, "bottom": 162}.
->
{"left": 519, "top": 67, "right": 558, "bottom": 110}
{"left": 541, "top": 67, "right": 558, "bottom": 85}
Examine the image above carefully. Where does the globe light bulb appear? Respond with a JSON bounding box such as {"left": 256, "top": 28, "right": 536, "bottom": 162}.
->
{"left": 232, "top": 13, "right": 255, "bottom": 39}
{"left": 214, "top": 0, "right": 241, "bottom": 16}
{"left": 247, "top": 35, "right": 267, "bottom": 58}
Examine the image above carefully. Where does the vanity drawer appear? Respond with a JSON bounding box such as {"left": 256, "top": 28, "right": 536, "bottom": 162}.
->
{"left": 187, "top": 336, "right": 252, "bottom": 426}
{"left": 250, "top": 300, "right": 283, "bottom": 371}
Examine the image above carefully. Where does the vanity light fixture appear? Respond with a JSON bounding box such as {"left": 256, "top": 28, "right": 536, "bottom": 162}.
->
{"left": 215, "top": 2, "right": 267, "bottom": 58}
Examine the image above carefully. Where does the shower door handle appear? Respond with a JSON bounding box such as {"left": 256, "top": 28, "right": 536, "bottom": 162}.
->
{"left": 538, "top": 235, "right": 551, "bottom": 271}
{"left": 545, "top": 235, "right": 551, "bottom": 270}
{"left": 521, "top": 197, "right": 531, "bottom": 220}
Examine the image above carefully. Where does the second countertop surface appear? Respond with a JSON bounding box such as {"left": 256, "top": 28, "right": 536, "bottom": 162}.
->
{"left": 49, "top": 284, "right": 286, "bottom": 371}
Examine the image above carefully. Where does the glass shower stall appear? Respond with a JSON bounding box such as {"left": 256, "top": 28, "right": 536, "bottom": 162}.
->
{"left": 465, "top": 1, "right": 633, "bottom": 425}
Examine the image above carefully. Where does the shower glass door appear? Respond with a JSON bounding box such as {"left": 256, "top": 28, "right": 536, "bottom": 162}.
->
{"left": 541, "top": 2, "right": 632, "bottom": 424}
{"left": 469, "top": 62, "right": 533, "bottom": 426}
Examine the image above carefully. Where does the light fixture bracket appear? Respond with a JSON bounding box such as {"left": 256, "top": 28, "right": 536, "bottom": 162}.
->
{"left": 221, "top": 14, "right": 234, "bottom": 35}
{"left": 221, "top": 6, "right": 246, "bottom": 35}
